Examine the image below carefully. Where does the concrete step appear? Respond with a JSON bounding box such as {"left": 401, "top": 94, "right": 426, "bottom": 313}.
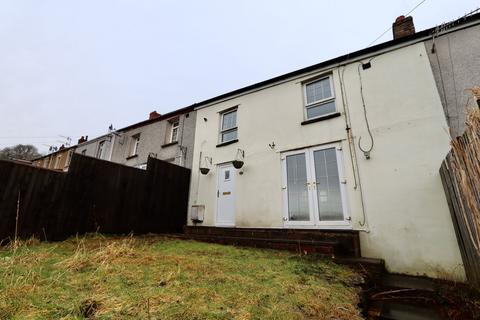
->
{"left": 382, "top": 274, "right": 435, "bottom": 291}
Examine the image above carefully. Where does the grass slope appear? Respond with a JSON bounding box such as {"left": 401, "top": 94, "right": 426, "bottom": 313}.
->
{"left": 0, "top": 235, "right": 362, "bottom": 319}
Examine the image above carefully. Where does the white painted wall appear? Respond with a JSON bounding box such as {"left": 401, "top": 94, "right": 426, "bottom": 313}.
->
{"left": 188, "top": 43, "right": 465, "bottom": 281}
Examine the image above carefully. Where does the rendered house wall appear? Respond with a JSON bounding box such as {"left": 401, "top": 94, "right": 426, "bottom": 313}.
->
{"left": 425, "top": 23, "right": 480, "bottom": 137}
{"left": 188, "top": 42, "right": 465, "bottom": 280}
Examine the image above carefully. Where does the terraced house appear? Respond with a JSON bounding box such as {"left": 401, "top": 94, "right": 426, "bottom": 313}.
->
{"left": 186, "top": 13, "right": 480, "bottom": 281}
{"left": 109, "top": 107, "right": 196, "bottom": 169}
{"left": 32, "top": 145, "right": 75, "bottom": 171}
{"left": 35, "top": 106, "right": 197, "bottom": 172}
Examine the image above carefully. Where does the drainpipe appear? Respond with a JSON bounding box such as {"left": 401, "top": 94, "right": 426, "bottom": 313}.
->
{"left": 337, "top": 65, "right": 370, "bottom": 233}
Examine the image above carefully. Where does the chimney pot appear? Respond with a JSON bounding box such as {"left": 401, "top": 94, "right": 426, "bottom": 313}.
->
{"left": 392, "top": 15, "right": 415, "bottom": 40}
{"left": 149, "top": 111, "right": 161, "bottom": 120}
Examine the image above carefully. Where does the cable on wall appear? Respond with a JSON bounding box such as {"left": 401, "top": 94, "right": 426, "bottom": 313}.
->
{"left": 357, "top": 63, "right": 375, "bottom": 159}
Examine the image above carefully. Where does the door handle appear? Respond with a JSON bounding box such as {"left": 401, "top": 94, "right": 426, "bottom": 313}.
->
{"left": 217, "top": 190, "right": 219, "bottom": 198}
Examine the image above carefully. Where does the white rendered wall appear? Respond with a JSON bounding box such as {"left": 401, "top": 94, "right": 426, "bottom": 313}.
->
{"left": 188, "top": 43, "right": 465, "bottom": 281}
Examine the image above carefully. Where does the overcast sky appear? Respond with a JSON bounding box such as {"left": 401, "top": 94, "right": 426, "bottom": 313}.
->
{"left": 1, "top": 0, "right": 478, "bottom": 153}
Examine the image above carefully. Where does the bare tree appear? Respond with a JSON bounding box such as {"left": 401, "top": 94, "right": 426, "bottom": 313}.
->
{"left": 0, "top": 144, "right": 42, "bottom": 161}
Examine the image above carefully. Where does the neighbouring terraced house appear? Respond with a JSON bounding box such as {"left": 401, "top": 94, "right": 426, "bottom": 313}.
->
{"left": 38, "top": 106, "right": 197, "bottom": 170}
{"left": 32, "top": 145, "right": 75, "bottom": 171}
{"left": 186, "top": 13, "right": 480, "bottom": 281}
{"left": 109, "top": 107, "right": 196, "bottom": 169}
{"left": 74, "top": 133, "right": 116, "bottom": 161}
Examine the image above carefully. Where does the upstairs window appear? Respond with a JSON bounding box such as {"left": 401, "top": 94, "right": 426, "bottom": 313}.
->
{"left": 304, "top": 76, "right": 336, "bottom": 119}
{"left": 170, "top": 119, "right": 179, "bottom": 143}
{"left": 96, "top": 141, "right": 105, "bottom": 159}
{"left": 54, "top": 154, "right": 62, "bottom": 169}
{"left": 131, "top": 134, "right": 140, "bottom": 156}
{"left": 220, "top": 108, "right": 238, "bottom": 143}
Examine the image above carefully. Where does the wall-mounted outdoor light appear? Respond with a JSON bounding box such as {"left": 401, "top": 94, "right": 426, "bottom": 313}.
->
{"left": 232, "top": 148, "right": 245, "bottom": 169}
{"left": 200, "top": 156, "right": 212, "bottom": 175}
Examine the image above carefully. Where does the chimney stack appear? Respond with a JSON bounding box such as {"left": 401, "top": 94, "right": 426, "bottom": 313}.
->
{"left": 149, "top": 111, "right": 161, "bottom": 120}
{"left": 392, "top": 15, "right": 415, "bottom": 40}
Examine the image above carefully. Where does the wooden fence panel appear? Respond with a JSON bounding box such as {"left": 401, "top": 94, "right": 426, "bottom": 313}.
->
{"left": 440, "top": 108, "right": 480, "bottom": 286}
{"left": 441, "top": 159, "right": 480, "bottom": 286}
{"left": 0, "top": 153, "right": 190, "bottom": 243}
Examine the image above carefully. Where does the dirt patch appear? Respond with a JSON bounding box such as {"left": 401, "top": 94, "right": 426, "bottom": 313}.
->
{"left": 80, "top": 299, "right": 99, "bottom": 318}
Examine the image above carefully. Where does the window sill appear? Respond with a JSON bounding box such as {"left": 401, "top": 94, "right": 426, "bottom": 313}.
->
{"left": 161, "top": 141, "right": 178, "bottom": 148}
{"left": 216, "top": 139, "right": 238, "bottom": 148}
{"left": 301, "top": 112, "right": 341, "bottom": 125}
{"left": 126, "top": 154, "right": 138, "bottom": 160}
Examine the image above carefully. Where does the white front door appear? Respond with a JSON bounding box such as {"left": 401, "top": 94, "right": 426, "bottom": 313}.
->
{"left": 281, "top": 143, "right": 350, "bottom": 228}
{"left": 216, "top": 163, "right": 236, "bottom": 226}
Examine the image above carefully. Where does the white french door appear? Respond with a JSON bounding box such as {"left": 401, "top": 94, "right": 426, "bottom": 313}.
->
{"left": 281, "top": 143, "right": 350, "bottom": 228}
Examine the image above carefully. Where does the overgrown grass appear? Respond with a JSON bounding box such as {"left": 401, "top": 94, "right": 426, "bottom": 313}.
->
{"left": 0, "top": 235, "right": 362, "bottom": 319}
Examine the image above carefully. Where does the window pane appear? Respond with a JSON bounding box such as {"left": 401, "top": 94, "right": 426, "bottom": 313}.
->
{"left": 221, "top": 128, "right": 237, "bottom": 142}
{"left": 306, "top": 100, "right": 336, "bottom": 119}
{"left": 313, "top": 148, "right": 343, "bottom": 221}
{"left": 222, "top": 111, "right": 237, "bottom": 130}
{"left": 306, "top": 78, "right": 332, "bottom": 104}
{"left": 171, "top": 127, "right": 178, "bottom": 142}
{"left": 286, "top": 153, "right": 310, "bottom": 221}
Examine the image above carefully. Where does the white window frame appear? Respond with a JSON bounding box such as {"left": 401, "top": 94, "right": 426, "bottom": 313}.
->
{"left": 281, "top": 142, "right": 350, "bottom": 229}
{"left": 280, "top": 149, "right": 315, "bottom": 227}
{"left": 219, "top": 108, "right": 238, "bottom": 143}
{"left": 303, "top": 75, "right": 336, "bottom": 120}
{"left": 169, "top": 119, "right": 179, "bottom": 143}
{"left": 131, "top": 134, "right": 140, "bottom": 156}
